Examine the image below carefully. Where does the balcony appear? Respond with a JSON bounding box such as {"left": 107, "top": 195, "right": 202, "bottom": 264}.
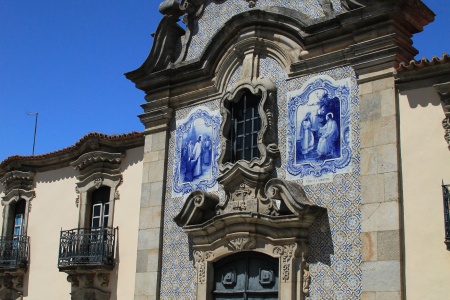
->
{"left": 58, "top": 227, "right": 116, "bottom": 272}
{"left": 0, "top": 235, "right": 29, "bottom": 272}
{"left": 443, "top": 184, "right": 450, "bottom": 250}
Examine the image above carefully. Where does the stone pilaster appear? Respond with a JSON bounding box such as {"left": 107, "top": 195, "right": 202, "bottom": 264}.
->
{"left": 358, "top": 70, "right": 403, "bottom": 300}
{"left": 134, "top": 126, "right": 171, "bottom": 300}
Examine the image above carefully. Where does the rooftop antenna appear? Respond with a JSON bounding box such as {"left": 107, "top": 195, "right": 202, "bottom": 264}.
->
{"left": 26, "top": 112, "right": 38, "bottom": 156}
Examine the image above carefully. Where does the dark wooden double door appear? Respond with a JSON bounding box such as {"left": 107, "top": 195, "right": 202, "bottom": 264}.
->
{"left": 213, "top": 252, "right": 279, "bottom": 300}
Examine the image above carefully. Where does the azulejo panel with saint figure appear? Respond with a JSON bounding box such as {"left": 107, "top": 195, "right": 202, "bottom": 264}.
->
{"left": 172, "top": 107, "right": 221, "bottom": 196}
{"left": 286, "top": 75, "right": 352, "bottom": 180}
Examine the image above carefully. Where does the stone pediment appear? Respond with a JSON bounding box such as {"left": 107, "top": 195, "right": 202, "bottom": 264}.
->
{"left": 174, "top": 179, "right": 325, "bottom": 230}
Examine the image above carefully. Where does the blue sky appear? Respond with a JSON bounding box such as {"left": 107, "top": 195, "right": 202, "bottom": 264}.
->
{"left": 0, "top": 0, "right": 448, "bottom": 162}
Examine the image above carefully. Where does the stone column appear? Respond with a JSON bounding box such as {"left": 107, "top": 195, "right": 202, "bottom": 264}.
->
{"left": 134, "top": 103, "right": 173, "bottom": 300}
{"left": 358, "top": 70, "right": 403, "bottom": 300}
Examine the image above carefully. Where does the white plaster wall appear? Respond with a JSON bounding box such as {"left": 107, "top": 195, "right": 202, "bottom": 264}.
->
{"left": 113, "top": 146, "right": 143, "bottom": 299}
{"left": 399, "top": 87, "right": 450, "bottom": 300}
{"left": 26, "top": 166, "right": 79, "bottom": 299}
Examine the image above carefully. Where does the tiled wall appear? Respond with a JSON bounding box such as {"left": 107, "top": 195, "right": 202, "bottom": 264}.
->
{"left": 186, "top": 0, "right": 344, "bottom": 61}
{"left": 160, "top": 58, "right": 362, "bottom": 298}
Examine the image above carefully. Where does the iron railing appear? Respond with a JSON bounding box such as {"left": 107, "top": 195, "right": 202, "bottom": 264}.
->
{"left": 0, "top": 235, "right": 29, "bottom": 269}
{"left": 443, "top": 184, "right": 450, "bottom": 245}
{"left": 58, "top": 227, "right": 116, "bottom": 268}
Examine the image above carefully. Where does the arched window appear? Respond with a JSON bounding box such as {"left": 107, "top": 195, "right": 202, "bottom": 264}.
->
{"left": 230, "top": 91, "right": 262, "bottom": 163}
{"left": 213, "top": 252, "right": 279, "bottom": 300}
{"left": 90, "top": 186, "right": 110, "bottom": 229}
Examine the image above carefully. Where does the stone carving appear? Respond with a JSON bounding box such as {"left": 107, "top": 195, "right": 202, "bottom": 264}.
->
{"left": 67, "top": 274, "right": 80, "bottom": 287}
{"left": 14, "top": 276, "right": 23, "bottom": 289}
{"left": 0, "top": 288, "right": 22, "bottom": 300}
{"left": 94, "top": 178, "right": 103, "bottom": 189}
{"left": 97, "top": 273, "right": 110, "bottom": 288}
{"left": 75, "top": 186, "right": 80, "bottom": 208}
{"left": 303, "top": 262, "right": 311, "bottom": 296}
{"left": 443, "top": 118, "right": 450, "bottom": 146}
{"left": 71, "top": 287, "right": 110, "bottom": 300}
{"left": 194, "top": 251, "right": 214, "bottom": 284}
{"left": 227, "top": 236, "right": 256, "bottom": 251}
{"left": 83, "top": 274, "right": 95, "bottom": 287}
{"left": 246, "top": 0, "right": 257, "bottom": 8}
{"left": 273, "top": 244, "right": 296, "bottom": 282}
{"left": 435, "top": 82, "right": 450, "bottom": 147}
{"left": 2, "top": 275, "right": 13, "bottom": 289}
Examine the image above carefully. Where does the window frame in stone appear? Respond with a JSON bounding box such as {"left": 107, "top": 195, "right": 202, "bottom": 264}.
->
{"left": 230, "top": 90, "right": 262, "bottom": 163}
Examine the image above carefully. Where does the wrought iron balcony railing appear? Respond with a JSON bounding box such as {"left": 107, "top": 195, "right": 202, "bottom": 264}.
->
{"left": 0, "top": 235, "right": 29, "bottom": 270}
{"left": 58, "top": 227, "right": 117, "bottom": 269}
{"left": 443, "top": 184, "right": 450, "bottom": 249}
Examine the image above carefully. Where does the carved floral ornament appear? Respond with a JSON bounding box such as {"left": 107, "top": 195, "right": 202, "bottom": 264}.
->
{"left": 434, "top": 82, "right": 450, "bottom": 146}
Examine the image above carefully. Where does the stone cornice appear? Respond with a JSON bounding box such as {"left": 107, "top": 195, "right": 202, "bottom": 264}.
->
{"left": 0, "top": 132, "right": 144, "bottom": 177}
{"left": 127, "top": 1, "right": 432, "bottom": 91}
{"left": 70, "top": 152, "right": 124, "bottom": 171}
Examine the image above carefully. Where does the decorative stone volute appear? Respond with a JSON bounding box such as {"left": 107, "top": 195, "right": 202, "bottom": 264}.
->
{"left": 434, "top": 82, "right": 450, "bottom": 147}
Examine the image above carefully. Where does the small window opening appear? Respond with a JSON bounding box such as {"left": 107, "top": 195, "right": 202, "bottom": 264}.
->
{"left": 90, "top": 186, "right": 110, "bottom": 229}
{"left": 230, "top": 91, "right": 262, "bottom": 163}
{"left": 13, "top": 200, "right": 26, "bottom": 237}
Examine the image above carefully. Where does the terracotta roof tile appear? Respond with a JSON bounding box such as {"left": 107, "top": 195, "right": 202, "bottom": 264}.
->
{"left": 0, "top": 132, "right": 144, "bottom": 171}
{"left": 395, "top": 53, "right": 450, "bottom": 72}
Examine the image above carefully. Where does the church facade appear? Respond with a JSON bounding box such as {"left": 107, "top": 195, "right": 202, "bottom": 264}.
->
{"left": 1, "top": 0, "right": 450, "bottom": 299}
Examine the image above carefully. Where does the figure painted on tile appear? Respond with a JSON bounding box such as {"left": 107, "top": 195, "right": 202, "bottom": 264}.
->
{"left": 203, "top": 135, "right": 212, "bottom": 166}
{"left": 299, "top": 112, "right": 315, "bottom": 158}
{"left": 174, "top": 108, "right": 220, "bottom": 195}
{"left": 317, "top": 112, "right": 339, "bottom": 158}
{"left": 192, "top": 135, "right": 203, "bottom": 177}
{"left": 180, "top": 141, "right": 189, "bottom": 174}
{"left": 184, "top": 140, "right": 195, "bottom": 182}
{"left": 294, "top": 91, "right": 341, "bottom": 164}
{"left": 287, "top": 75, "right": 352, "bottom": 179}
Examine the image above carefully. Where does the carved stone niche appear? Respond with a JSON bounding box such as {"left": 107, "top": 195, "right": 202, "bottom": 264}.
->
{"left": 174, "top": 179, "right": 326, "bottom": 300}
{"left": 217, "top": 78, "right": 280, "bottom": 216}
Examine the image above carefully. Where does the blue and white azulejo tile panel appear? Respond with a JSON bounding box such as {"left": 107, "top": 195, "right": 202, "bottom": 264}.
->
{"left": 286, "top": 75, "right": 353, "bottom": 182}
{"left": 172, "top": 106, "right": 221, "bottom": 197}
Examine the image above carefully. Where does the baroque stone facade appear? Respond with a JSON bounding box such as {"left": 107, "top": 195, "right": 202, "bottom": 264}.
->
{"left": 126, "top": 0, "right": 435, "bottom": 299}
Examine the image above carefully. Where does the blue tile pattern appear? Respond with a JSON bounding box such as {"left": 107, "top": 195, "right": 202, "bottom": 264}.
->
{"left": 160, "top": 100, "right": 222, "bottom": 300}
{"left": 186, "top": 0, "right": 339, "bottom": 61}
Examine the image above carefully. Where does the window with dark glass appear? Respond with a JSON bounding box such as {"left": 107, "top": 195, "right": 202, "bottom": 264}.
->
{"left": 90, "top": 186, "right": 110, "bottom": 229}
{"left": 230, "top": 91, "right": 261, "bottom": 163}
{"left": 13, "top": 200, "right": 26, "bottom": 237}
{"left": 213, "top": 252, "right": 279, "bottom": 300}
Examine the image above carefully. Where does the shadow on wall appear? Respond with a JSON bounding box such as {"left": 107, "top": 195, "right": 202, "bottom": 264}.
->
{"left": 35, "top": 166, "right": 78, "bottom": 184}
{"left": 403, "top": 87, "right": 442, "bottom": 109}
{"left": 308, "top": 211, "right": 334, "bottom": 266}
{"left": 120, "top": 147, "right": 144, "bottom": 173}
